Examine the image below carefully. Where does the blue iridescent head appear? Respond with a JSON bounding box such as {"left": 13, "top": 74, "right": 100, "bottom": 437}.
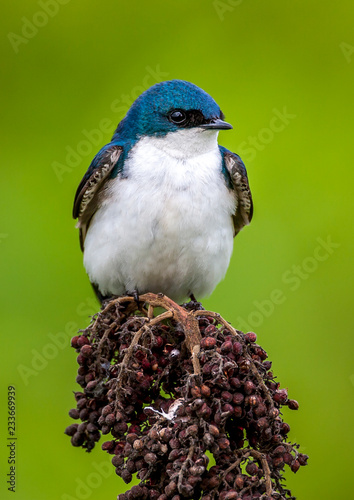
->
{"left": 113, "top": 80, "right": 232, "bottom": 140}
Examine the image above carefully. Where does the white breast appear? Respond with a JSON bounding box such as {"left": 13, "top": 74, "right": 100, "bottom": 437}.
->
{"left": 83, "top": 129, "right": 236, "bottom": 302}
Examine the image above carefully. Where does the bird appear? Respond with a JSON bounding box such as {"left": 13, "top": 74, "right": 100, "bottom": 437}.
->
{"left": 73, "top": 80, "right": 253, "bottom": 304}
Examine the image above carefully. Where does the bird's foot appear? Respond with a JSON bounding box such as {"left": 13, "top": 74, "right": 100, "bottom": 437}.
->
{"left": 125, "top": 289, "right": 141, "bottom": 308}
{"left": 182, "top": 293, "right": 203, "bottom": 311}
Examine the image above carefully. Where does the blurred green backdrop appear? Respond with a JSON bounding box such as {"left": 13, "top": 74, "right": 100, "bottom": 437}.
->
{"left": 1, "top": 1, "right": 353, "bottom": 499}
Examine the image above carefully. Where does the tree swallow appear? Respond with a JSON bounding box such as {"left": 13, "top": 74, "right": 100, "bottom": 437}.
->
{"left": 73, "top": 80, "right": 253, "bottom": 303}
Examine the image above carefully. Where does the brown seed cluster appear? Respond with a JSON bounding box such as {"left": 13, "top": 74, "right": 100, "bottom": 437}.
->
{"left": 65, "top": 293, "right": 307, "bottom": 499}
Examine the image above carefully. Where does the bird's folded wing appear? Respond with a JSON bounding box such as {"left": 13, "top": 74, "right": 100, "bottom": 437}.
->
{"left": 73, "top": 145, "right": 123, "bottom": 250}
{"left": 223, "top": 151, "right": 253, "bottom": 236}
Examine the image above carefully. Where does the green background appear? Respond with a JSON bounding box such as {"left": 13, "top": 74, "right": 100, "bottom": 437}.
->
{"left": 1, "top": 1, "right": 353, "bottom": 499}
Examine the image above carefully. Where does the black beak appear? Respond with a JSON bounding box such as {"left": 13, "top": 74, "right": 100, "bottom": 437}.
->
{"left": 200, "top": 118, "right": 233, "bottom": 130}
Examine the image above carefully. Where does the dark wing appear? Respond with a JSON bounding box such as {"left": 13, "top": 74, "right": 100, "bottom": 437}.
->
{"left": 73, "top": 144, "right": 123, "bottom": 250}
{"left": 222, "top": 149, "right": 253, "bottom": 236}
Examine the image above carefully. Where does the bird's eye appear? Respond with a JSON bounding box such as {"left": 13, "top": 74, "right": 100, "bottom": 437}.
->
{"left": 169, "top": 109, "right": 187, "bottom": 125}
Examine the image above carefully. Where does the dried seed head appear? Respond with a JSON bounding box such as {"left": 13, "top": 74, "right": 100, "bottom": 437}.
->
{"left": 66, "top": 295, "right": 307, "bottom": 499}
